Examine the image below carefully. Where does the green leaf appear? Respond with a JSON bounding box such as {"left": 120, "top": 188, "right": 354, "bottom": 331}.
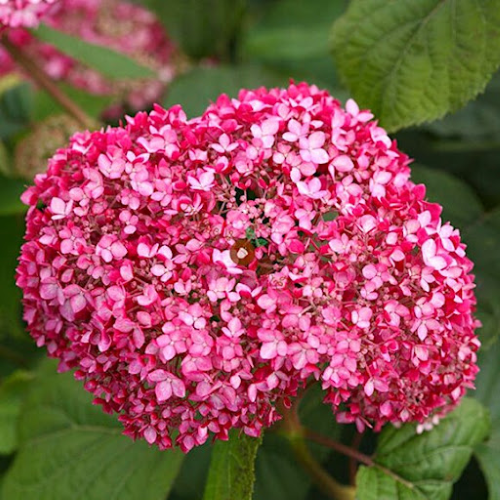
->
{"left": 164, "top": 65, "right": 289, "bottom": 118}
{"left": 410, "top": 164, "right": 483, "bottom": 228}
{"left": 33, "top": 84, "right": 113, "bottom": 122}
{"left": 0, "top": 142, "right": 9, "bottom": 176}
{"left": 0, "top": 213, "right": 25, "bottom": 340}
{"left": 0, "top": 74, "right": 22, "bottom": 97}
{"left": 463, "top": 207, "right": 500, "bottom": 311}
{"left": 475, "top": 422, "right": 500, "bottom": 500}
{"left": 244, "top": 0, "right": 346, "bottom": 62}
{"left": 245, "top": 29, "right": 329, "bottom": 62}
{"left": 0, "top": 371, "right": 33, "bottom": 455}
{"left": 1, "top": 360, "right": 184, "bottom": 500}
{"left": 0, "top": 216, "right": 26, "bottom": 338}
{"left": 0, "top": 83, "right": 33, "bottom": 141}
{"left": 473, "top": 338, "right": 500, "bottom": 500}
{"left": 34, "top": 24, "right": 156, "bottom": 80}
{"left": 143, "top": 0, "right": 246, "bottom": 60}
{"left": 356, "top": 398, "right": 490, "bottom": 500}
{"left": 170, "top": 443, "right": 213, "bottom": 500}
{"left": 254, "top": 434, "right": 313, "bottom": 500}
{"left": 331, "top": 0, "right": 500, "bottom": 132}
{"left": 241, "top": 0, "right": 347, "bottom": 95}
{"left": 475, "top": 337, "right": 500, "bottom": 420}
{"left": 0, "top": 177, "right": 28, "bottom": 216}
{"left": 202, "top": 431, "right": 261, "bottom": 500}
{"left": 425, "top": 72, "right": 500, "bottom": 142}
{"left": 357, "top": 467, "right": 425, "bottom": 500}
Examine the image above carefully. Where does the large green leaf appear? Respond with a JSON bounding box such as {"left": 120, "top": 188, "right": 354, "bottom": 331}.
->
{"left": 1, "top": 361, "right": 184, "bottom": 500}
{"left": 35, "top": 24, "right": 156, "bottom": 80}
{"left": 474, "top": 338, "right": 500, "bottom": 500}
{"left": 170, "top": 443, "right": 213, "bottom": 500}
{"left": 143, "top": 0, "right": 246, "bottom": 60}
{"left": 356, "top": 398, "right": 490, "bottom": 500}
{"left": 425, "top": 72, "right": 500, "bottom": 143}
{"left": 245, "top": 29, "right": 329, "bottom": 62}
{"left": 241, "top": 0, "right": 347, "bottom": 94}
{"left": 475, "top": 337, "right": 500, "bottom": 420}
{"left": 357, "top": 467, "right": 427, "bottom": 500}
{"left": 254, "top": 434, "right": 313, "bottom": 500}
{"left": 0, "top": 216, "right": 25, "bottom": 338}
{"left": 0, "top": 177, "right": 28, "bottom": 216}
{"left": 202, "top": 431, "right": 261, "bottom": 500}
{"left": 463, "top": 207, "right": 500, "bottom": 313}
{"left": 475, "top": 423, "right": 500, "bottom": 500}
{"left": 33, "top": 84, "right": 113, "bottom": 122}
{"left": 0, "top": 371, "right": 33, "bottom": 455}
{"left": 243, "top": 0, "right": 347, "bottom": 62}
{"left": 0, "top": 142, "right": 9, "bottom": 176}
{"left": 0, "top": 83, "right": 33, "bottom": 141}
{"left": 0, "top": 74, "right": 22, "bottom": 96}
{"left": 164, "top": 65, "right": 288, "bottom": 118}
{"left": 331, "top": 0, "right": 500, "bottom": 132}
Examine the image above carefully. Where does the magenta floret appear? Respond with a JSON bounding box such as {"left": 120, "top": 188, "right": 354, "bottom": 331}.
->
{"left": 0, "top": 0, "right": 57, "bottom": 28}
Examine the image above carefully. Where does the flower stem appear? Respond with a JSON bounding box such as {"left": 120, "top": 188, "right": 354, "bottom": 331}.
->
{"left": 279, "top": 402, "right": 356, "bottom": 500}
{"left": 1, "top": 36, "right": 96, "bottom": 129}
{"left": 348, "top": 432, "right": 363, "bottom": 485}
{"left": 287, "top": 435, "right": 357, "bottom": 500}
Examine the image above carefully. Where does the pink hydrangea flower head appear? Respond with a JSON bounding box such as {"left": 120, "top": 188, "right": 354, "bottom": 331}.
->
{"left": 0, "top": 0, "right": 57, "bottom": 28}
{"left": 17, "top": 83, "right": 480, "bottom": 451}
{"left": 1, "top": 0, "right": 177, "bottom": 113}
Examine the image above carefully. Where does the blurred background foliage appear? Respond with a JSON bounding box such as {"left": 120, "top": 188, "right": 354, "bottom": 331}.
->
{"left": 0, "top": 0, "right": 500, "bottom": 499}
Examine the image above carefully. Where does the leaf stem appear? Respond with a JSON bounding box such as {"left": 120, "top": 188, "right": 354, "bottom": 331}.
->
{"left": 1, "top": 36, "right": 96, "bottom": 129}
{"left": 279, "top": 401, "right": 356, "bottom": 500}
{"left": 305, "top": 429, "right": 415, "bottom": 490}
{"left": 305, "top": 429, "right": 374, "bottom": 467}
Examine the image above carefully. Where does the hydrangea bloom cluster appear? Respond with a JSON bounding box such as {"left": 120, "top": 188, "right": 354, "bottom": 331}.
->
{"left": 0, "top": 0, "right": 57, "bottom": 28}
{"left": 17, "top": 83, "right": 480, "bottom": 451}
{"left": 1, "top": 0, "right": 177, "bottom": 112}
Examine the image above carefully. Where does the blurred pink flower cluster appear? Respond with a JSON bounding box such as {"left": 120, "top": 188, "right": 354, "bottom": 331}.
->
{"left": 1, "top": 0, "right": 177, "bottom": 113}
{"left": 17, "top": 83, "right": 480, "bottom": 452}
{"left": 0, "top": 0, "right": 57, "bottom": 28}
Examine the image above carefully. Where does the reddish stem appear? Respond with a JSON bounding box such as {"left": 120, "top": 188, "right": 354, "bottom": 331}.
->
{"left": 278, "top": 401, "right": 356, "bottom": 500}
{"left": 1, "top": 36, "right": 96, "bottom": 129}
{"left": 348, "top": 432, "right": 364, "bottom": 486}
